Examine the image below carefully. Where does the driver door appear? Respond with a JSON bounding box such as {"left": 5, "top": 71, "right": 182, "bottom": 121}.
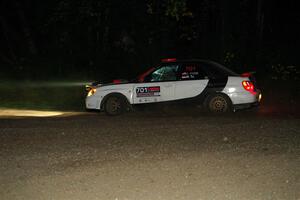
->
{"left": 133, "top": 64, "right": 179, "bottom": 104}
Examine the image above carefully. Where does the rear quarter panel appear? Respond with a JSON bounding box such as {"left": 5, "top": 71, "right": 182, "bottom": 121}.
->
{"left": 223, "top": 76, "right": 258, "bottom": 104}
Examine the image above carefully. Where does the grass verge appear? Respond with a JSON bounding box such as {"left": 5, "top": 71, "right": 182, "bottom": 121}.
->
{"left": 0, "top": 81, "right": 90, "bottom": 111}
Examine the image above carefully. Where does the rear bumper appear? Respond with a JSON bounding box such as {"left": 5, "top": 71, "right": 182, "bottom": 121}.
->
{"left": 233, "top": 101, "right": 260, "bottom": 110}
{"left": 233, "top": 89, "right": 262, "bottom": 111}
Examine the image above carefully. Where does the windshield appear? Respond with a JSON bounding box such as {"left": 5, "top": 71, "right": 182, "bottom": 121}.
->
{"left": 135, "top": 67, "right": 155, "bottom": 82}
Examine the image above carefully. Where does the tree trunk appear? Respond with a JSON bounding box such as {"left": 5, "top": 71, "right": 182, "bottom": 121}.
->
{"left": 256, "top": 0, "right": 264, "bottom": 50}
{"left": 219, "top": 0, "right": 230, "bottom": 62}
{"left": 199, "top": 0, "right": 210, "bottom": 58}
{"left": 101, "top": 5, "right": 110, "bottom": 54}
{"left": 0, "top": 15, "right": 18, "bottom": 65}
{"left": 14, "top": 0, "right": 38, "bottom": 55}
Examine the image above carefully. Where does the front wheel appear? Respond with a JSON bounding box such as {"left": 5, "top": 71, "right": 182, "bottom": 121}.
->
{"left": 104, "top": 95, "right": 126, "bottom": 116}
{"left": 206, "top": 93, "right": 232, "bottom": 113}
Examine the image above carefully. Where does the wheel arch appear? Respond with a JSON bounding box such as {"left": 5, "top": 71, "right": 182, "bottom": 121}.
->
{"left": 100, "top": 92, "right": 130, "bottom": 110}
{"left": 203, "top": 91, "right": 233, "bottom": 111}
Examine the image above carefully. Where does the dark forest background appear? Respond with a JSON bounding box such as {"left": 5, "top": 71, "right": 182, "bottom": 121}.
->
{"left": 0, "top": 0, "right": 299, "bottom": 81}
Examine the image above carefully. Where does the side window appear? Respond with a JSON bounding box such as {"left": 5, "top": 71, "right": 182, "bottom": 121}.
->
{"left": 200, "top": 62, "right": 232, "bottom": 78}
{"left": 180, "top": 63, "right": 207, "bottom": 80}
{"left": 145, "top": 65, "right": 179, "bottom": 82}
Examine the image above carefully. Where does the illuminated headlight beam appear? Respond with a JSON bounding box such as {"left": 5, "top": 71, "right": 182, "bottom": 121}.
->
{"left": 0, "top": 109, "right": 65, "bottom": 117}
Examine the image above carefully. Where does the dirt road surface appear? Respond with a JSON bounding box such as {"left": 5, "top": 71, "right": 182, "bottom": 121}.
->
{"left": 0, "top": 110, "right": 300, "bottom": 200}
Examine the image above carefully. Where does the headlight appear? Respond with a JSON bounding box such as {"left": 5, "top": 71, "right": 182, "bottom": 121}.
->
{"left": 87, "top": 88, "right": 96, "bottom": 97}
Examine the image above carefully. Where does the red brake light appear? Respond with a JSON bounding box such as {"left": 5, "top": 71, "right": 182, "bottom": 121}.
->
{"left": 242, "top": 81, "right": 254, "bottom": 92}
{"left": 161, "top": 58, "right": 177, "bottom": 62}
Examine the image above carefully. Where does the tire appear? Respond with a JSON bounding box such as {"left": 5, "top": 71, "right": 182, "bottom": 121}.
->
{"left": 104, "top": 95, "right": 126, "bottom": 116}
{"left": 205, "top": 93, "right": 232, "bottom": 113}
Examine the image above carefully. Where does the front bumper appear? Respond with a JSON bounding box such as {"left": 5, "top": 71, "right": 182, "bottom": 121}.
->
{"left": 85, "top": 96, "right": 101, "bottom": 110}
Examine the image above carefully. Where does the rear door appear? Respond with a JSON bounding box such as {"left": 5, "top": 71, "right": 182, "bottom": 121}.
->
{"left": 174, "top": 63, "right": 209, "bottom": 100}
{"left": 133, "top": 64, "right": 180, "bottom": 104}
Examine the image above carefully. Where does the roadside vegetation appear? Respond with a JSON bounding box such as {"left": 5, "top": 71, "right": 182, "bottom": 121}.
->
{"left": 0, "top": 80, "right": 88, "bottom": 111}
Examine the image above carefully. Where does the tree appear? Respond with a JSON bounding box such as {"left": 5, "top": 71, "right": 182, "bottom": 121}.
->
{"left": 14, "top": 0, "right": 38, "bottom": 56}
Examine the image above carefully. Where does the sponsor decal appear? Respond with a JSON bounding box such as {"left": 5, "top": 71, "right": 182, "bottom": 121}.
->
{"left": 181, "top": 71, "right": 199, "bottom": 79}
{"left": 185, "top": 65, "right": 196, "bottom": 72}
{"left": 136, "top": 86, "right": 160, "bottom": 97}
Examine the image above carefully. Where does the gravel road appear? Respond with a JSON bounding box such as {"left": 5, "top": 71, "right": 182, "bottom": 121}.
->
{"left": 0, "top": 110, "right": 300, "bottom": 200}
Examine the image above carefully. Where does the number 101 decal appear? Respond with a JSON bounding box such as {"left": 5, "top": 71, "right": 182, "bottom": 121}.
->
{"left": 136, "top": 86, "right": 160, "bottom": 97}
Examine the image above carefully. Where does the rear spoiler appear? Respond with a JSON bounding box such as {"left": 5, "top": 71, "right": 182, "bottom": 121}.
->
{"left": 241, "top": 71, "right": 256, "bottom": 77}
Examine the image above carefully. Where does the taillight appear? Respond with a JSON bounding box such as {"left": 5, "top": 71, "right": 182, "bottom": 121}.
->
{"left": 242, "top": 81, "right": 254, "bottom": 92}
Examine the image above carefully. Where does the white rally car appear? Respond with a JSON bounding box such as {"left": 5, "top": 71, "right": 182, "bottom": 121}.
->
{"left": 85, "top": 59, "right": 262, "bottom": 115}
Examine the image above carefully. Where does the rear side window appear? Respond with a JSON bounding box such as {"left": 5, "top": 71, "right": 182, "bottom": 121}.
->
{"left": 200, "top": 61, "right": 238, "bottom": 78}
{"left": 179, "top": 63, "right": 208, "bottom": 80}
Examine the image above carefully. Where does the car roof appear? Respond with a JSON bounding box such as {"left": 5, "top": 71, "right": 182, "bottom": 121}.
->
{"left": 161, "top": 59, "right": 239, "bottom": 76}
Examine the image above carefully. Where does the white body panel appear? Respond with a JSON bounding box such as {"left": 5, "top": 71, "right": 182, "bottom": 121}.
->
{"left": 174, "top": 79, "right": 209, "bottom": 100}
{"left": 222, "top": 76, "right": 259, "bottom": 104}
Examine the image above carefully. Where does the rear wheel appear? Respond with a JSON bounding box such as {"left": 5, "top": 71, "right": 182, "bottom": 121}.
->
{"left": 104, "top": 95, "right": 126, "bottom": 116}
{"left": 206, "top": 93, "right": 232, "bottom": 113}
